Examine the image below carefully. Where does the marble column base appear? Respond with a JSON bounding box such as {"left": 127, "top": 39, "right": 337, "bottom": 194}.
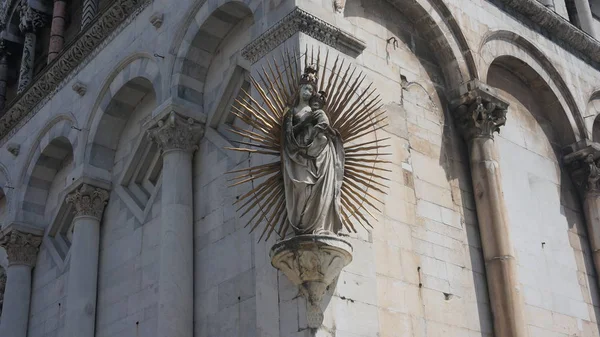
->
{"left": 270, "top": 235, "right": 352, "bottom": 331}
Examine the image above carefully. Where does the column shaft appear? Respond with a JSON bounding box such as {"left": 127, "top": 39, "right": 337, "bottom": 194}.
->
{"left": 468, "top": 137, "right": 526, "bottom": 337}
{"left": 0, "top": 227, "right": 42, "bottom": 337}
{"left": 574, "top": 0, "right": 599, "bottom": 38}
{"left": 81, "top": 0, "right": 99, "bottom": 29}
{"left": 148, "top": 111, "right": 204, "bottom": 337}
{"left": 0, "top": 265, "right": 32, "bottom": 337}
{"left": 64, "top": 184, "right": 109, "bottom": 337}
{"left": 453, "top": 87, "right": 527, "bottom": 337}
{"left": 157, "top": 149, "right": 194, "bottom": 337}
{"left": 65, "top": 216, "right": 101, "bottom": 337}
{"left": 48, "top": 0, "right": 67, "bottom": 63}
{"left": 18, "top": 32, "right": 36, "bottom": 93}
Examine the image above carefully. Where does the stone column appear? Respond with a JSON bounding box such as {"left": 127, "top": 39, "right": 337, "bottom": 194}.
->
{"left": 48, "top": 0, "right": 67, "bottom": 63}
{"left": 81, "top": 0, "right": 99, "bottom": 29}
{"left": 453, "top": 86, "right": 527, "bottom": 337}
{"left": 0, "top": 227, "right": 42, "bottom": 337}
{"left": 0, "top": 40, "right": 8, "bottom": 113}
{"left": 18, "top": 3, "right": 45, "bottom": 93}
{"left": 64, "top": 184, "right": 109, "bottom": 337}
{"left": 574, "top": 0, "right": 599, "bottom": 38}
{"left": 563, "top": 142, "right": 600, "bottom": 292}
{"left": 147, "top": 111, "right": 204, "bottom": 337}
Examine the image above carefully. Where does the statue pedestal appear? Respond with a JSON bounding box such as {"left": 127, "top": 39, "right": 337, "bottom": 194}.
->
{"left": 270, "top": 235, "right": 353, "bottom": 333}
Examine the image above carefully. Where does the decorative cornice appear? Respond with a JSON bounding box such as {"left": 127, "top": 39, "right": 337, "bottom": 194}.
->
{"left": 66, "top": 184, "right": 110, "bottom": 220}
{"left": 0, "top": 0, "right": 151, "bottom": 147}
{"left": 451, "top": 80, "right": 509, "bottom": 140}
{"left": 147, "top": 111, "right": 205, "bottom": 153}
{"left": 241, "top": 7, "right": 366, "bottom": 64}
{"left": 0, "top": 228, "right": 42, "bottom": 267}
{"left": 490, "top": 0, "right": 600, "bottom": 68}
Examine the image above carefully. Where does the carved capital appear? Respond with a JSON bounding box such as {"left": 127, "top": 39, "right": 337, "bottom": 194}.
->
{"left": 0, "top": 229, "right": 42, "bottom": 266}
{"left": 147, "top": 111, "right": 205, "bottom": 153}
{"left": 66, "top": 184, "right": 110, "bottom": 219}
{"left": 564, "top": 142, "right": 600, "bottom": 195}
{"left": 454, "top": 95, "right": 507, "bottom": 140}
{"left": 451, "top": 81, "right": 509, "bottom": 141}
{"left": 19, "top": 2, "right": 47, "bottom": 33}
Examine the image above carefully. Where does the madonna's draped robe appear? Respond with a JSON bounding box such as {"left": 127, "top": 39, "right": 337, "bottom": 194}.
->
{"left": 282, "top": 107, "right": 345, "bottom": 234}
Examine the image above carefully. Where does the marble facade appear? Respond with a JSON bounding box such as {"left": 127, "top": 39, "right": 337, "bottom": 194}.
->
{"left": 0, "top": 0, "right": 599, "bottom": 336}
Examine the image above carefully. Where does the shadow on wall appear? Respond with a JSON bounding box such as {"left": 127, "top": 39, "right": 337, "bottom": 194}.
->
{"left": 487, "top": 58, "right": 600, "bottom": 332}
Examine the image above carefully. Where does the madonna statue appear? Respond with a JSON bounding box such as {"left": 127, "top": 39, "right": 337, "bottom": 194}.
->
{"left": 282, "top": 65, "right": 345, "bottom": 235}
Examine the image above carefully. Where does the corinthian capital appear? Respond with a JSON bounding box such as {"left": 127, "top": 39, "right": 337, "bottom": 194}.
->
{"left": 0, "top": 228, "right": 42, "bottom": 266}
{"left": 147, "top": 111, "right": 205, "bottom": 153}
{"left": 564, "top": 141, "right": 600, "bottom": 195}
{"left": 66, "top": 184, "right": 110, "bottom": 219}
{"left": 19, "top": 1, "right": 47, "bottom": 33}
{"left": 451, "top": 81, "right": 509, "bottom": 141}
{"left": 454, "top": 95, "right": 508, "bottom": 140}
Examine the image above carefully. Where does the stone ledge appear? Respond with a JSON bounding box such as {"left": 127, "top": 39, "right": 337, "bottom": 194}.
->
{"left": 491, "top": 0, "right": 600, "bottom": 67}
{"left": 0, "top": 0, "right": 152, "bottom": 146}
{"left": 241, "top": 7, "right": 366, "bottom": 64}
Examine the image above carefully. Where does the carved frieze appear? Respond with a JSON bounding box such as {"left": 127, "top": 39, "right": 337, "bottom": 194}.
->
{"left": 66, "top": 184, "right": 110, "bottom": 219}
{"left": 241, "top": 7, "right": 366, "bottom": 64}
{"left": 147, "top": 111, "right": 205, "bottom": 153}
{"left": 0, "top": 0, "right": 151, "bottom": 147}
{"left": 0, "top": 228, "right": 42, "bottom": 267}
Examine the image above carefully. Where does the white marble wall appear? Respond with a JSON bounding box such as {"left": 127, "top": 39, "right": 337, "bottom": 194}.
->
{"left": 1, "top": 0, "right": 600, "bottom": 336}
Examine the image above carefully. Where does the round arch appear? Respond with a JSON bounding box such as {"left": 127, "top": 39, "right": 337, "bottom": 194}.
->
{"left": 84, "top": 55, "right": 161, "bottom": 172}
{"left": 18, "top": 116, "right": 78, "bottom": 227}
{"left": 479, "top": 30, "right": 585, "bottom": 143}
{"left": 168, "top": 0, "right": 256, "bottom": 110}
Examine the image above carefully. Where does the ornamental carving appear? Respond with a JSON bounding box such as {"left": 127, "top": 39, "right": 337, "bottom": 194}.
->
{"left": 147, "top": 112, "right": 205, "bottom": 153}
{"left": 241, "top": 7, "right": 365, "bottom": 64}
{"left": 564, "top": 147, "right": 600, "bottom": 196}
{"left": 0, "top": 229, "right": 42, "bottom": 266}
{"left": 454, "top": 95, "right": 507, "bottom": 140}
{"left": 19, "top": 1, "right": 47, "bottom": 33}
{"left": 0, "top": 0, "right": 151, "bottom": 147}
{"left": 66, "top": 184, "right": 110, "bottom": 219}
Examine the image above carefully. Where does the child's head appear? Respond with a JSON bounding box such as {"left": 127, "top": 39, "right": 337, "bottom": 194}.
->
{"left": 309, "top": 91, "right": 327, "bottom": 110}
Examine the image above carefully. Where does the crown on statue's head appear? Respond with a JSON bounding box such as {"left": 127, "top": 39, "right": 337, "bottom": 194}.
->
{"left": 300, "top": 64, "right": 319, "bottom": 86}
